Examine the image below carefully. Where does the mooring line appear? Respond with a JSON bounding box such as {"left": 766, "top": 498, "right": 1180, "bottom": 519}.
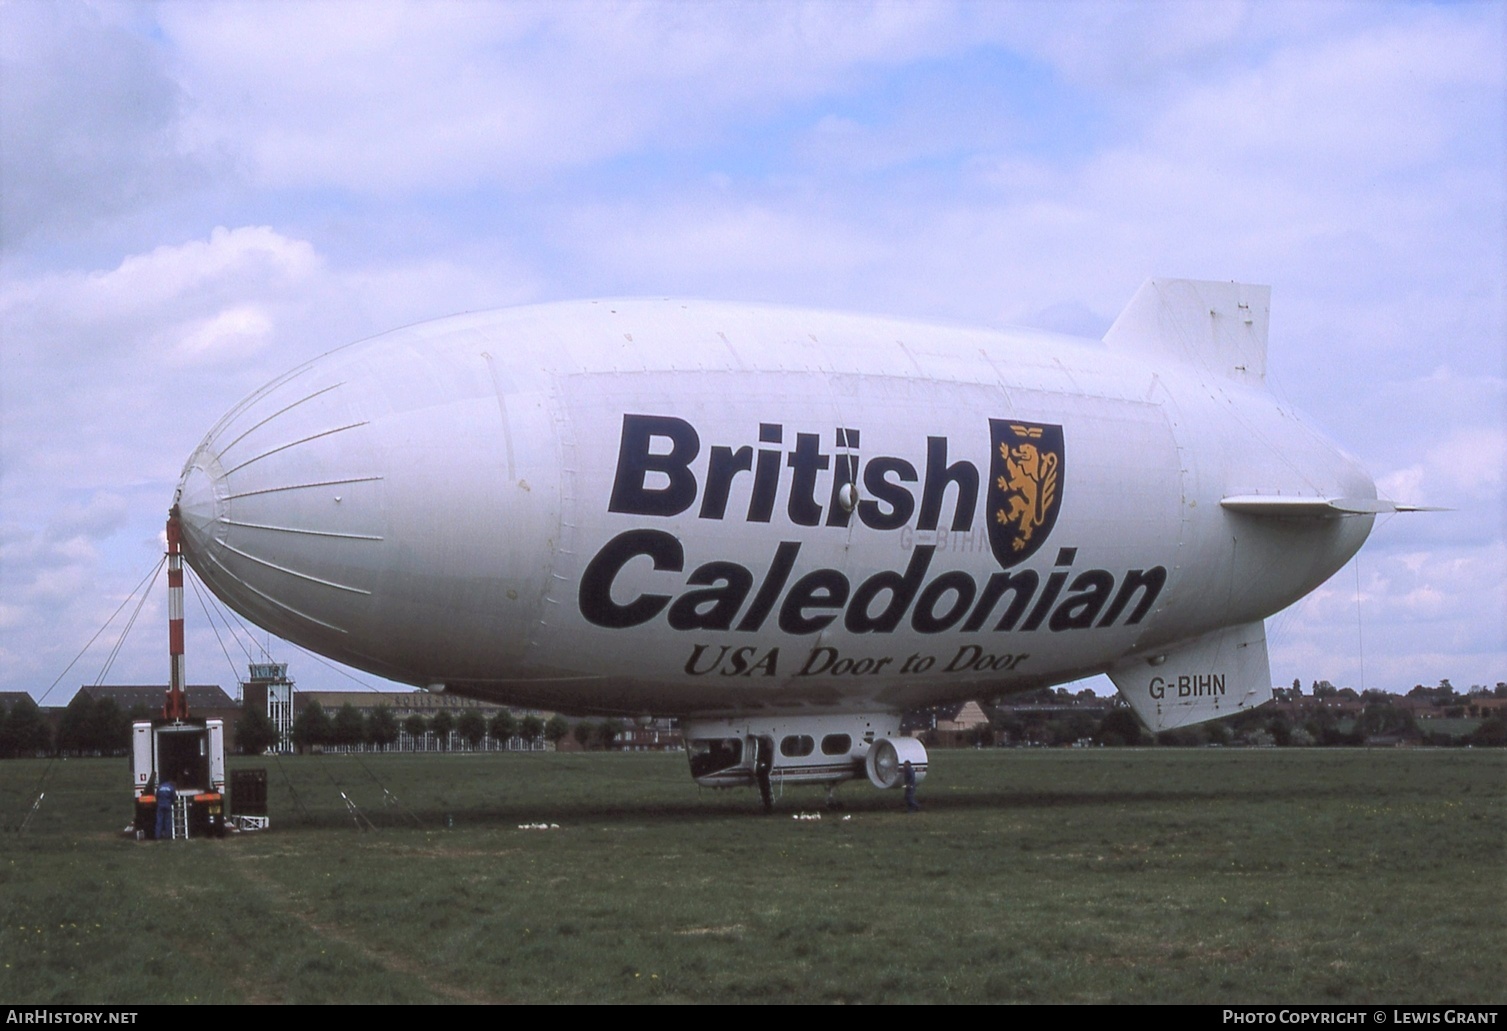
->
{"left": 94, "top": 569, "right": 160, "bottom": 685}
{"left": 38, "top": 556, "right": 164, "bottom": 705}
{"left": 188, "top": 571, "right": 252, "bottom": 684}
{"left": 350, "top": 750, "right": 425, "bottom": 829}
{"left": 268, "top": 750, "right": 314, "bottom": 823}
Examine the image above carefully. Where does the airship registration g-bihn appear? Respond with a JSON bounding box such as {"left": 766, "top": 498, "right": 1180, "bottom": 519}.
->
{"left": 174, "top": 279, "right": 1417, "bottom": 797}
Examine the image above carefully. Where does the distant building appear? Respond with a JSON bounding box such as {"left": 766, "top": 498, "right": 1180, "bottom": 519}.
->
{"left": 72, "top": 684, "right": 241, "bottom": 752}
{"left": 78, "top": 683, "right": 236, "bottom": 716}
{"left": 611, "top": 718, "right": 682, "bottom": 751}
{"left": 929, "top": 701, "right": 993, "bottom": 747}
{"left": 291, "top": 690, "right": 557, "bottom": 752}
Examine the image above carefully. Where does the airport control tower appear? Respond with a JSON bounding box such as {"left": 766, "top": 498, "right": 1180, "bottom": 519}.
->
{"left": 242, "top": 662, "right": 295, "bottom": 753}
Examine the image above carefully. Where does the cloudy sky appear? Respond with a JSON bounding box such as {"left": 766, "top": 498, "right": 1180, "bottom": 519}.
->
{"left": 2, "top": 0, "right": 1503, "bottom": 707}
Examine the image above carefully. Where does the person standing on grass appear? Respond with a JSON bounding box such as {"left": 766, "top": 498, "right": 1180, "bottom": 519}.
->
{"left": 756, "top": 738, "right": 774, "bottom": 814}
{"left": 902, "top": 760, "right": 920, "bottom": 813}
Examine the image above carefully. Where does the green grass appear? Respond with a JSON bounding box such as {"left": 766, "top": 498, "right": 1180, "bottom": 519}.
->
{"left": 1, "top": 748, "right": 1502, "bottom": 1003}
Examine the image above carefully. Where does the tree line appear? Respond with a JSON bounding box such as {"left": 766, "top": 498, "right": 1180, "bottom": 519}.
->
{"left": 964, "top": 691, "right": 1506, "bottom": 749}
{"left": 0, "top": 692, "right": 151, "bottom": 758}
{"left": 0, "top": 692, "right": 645, "bottom": 759}
{"left": 253, "top": 700, "right": 630, "bottom": 755}
{"left": 2, "top": 685, "right": 1502, "bottom": 760}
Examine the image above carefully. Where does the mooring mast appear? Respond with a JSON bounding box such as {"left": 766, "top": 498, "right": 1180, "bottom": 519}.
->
{"left": 165, "top": 504, "right": 188, "bottom": 721}
{"left": 128, "top": 506, "right": 228, "bottom": 839}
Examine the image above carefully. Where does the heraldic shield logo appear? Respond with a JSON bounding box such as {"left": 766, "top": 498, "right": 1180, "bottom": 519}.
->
{"left": 988, "top": 419, "right": 1065, "bottom": 568}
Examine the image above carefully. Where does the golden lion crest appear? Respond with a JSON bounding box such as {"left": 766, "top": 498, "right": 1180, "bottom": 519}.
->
{"left": 987, "top": 420, "right": 1064, "bottom": 567}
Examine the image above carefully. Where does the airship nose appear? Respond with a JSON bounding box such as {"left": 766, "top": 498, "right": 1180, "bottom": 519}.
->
{"left": 176, "top": 443, "right": 227, "bottom": 570}
{"left": 173, "top": 367, "right": 387, "bottom": 650}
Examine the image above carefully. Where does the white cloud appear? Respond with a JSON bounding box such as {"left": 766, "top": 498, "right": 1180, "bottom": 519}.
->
{"left": 171, "top": 305, "right": 276, "bottom": 365}
{"left": 985, "top": 3, "right": 1260, "bottom": 101}
{"left": 1378, "top": 426, "right": 1505, "bottom": 508}
{"left": 0, "top": 1, "right": 210, "bottom": 246}
{"left": 51, "top": 492, "right": 131, "bottom": 539}
{"left": 554, "top": 198, "right": 893, "bottom": 303}
{"left": 1, "top": 226, "right": 320, "bottom": 363}
{"left": 158, "top": 2, "right": 968, "bottom": 195}
{"left": 1270, "top": 537, "right": 1506, "bottom": 691}
{"left": 0, "top": 227, "right": 326, "bottom": 499}
{"left": 109, "top": 227, "right": 321, "bottom": 311}
{"left": 1141, "top": 13, "right": 1500, "bottom": 171}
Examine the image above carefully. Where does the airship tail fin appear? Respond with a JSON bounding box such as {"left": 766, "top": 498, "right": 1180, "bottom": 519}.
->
{"left": 1108, "top": 620, "right": 1272, "bottom": 731}
{"left": 1105, "top": 278, "right": 1270, "bottom": 387}
{"left": 1220, "top": 495, "right": 1449, "bottom": 516}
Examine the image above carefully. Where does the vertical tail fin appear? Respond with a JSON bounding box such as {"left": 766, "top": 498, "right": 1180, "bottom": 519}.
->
{"left": 1104, "top": 279, "right": 1270, "bottom": 386}
{"left": 1109, "top": 621, "right": 1272, "bottom": 731}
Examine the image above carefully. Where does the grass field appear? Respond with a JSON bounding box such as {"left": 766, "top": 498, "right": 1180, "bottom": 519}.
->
{"left": 1, "top": 747, "right": 1502, "bottom": 1004}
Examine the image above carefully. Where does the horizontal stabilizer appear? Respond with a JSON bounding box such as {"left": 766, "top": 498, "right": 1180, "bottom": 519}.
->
{"left": 1221, "top": 495, "right": 1445, "bottom": 516}
{"left": 1104, "top": 278, "right": 1269, "bottom": 385}
{"left": 1109, "top": 621, "right": 1271, "bottom": 732}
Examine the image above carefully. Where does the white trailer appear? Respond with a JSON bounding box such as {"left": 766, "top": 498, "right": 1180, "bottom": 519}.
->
{"left": 131, "top": 718, "right": 227, "bottom": 839}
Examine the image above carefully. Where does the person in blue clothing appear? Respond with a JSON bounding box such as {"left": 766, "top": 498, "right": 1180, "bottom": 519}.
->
{"left": 902, "top": 760, "right": 920, "bottom": 813}
{"left": 155, "top": 777, "right": 176, "bottom": 840}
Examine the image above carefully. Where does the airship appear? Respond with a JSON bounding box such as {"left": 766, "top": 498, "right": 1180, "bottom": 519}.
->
{"left": 175, "top": 279, "right": 1409, "bottom": 796}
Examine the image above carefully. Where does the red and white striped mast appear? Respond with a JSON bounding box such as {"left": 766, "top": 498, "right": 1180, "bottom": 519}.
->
{"left": 164, "top": 505, "right": 188, "bottom": 721}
